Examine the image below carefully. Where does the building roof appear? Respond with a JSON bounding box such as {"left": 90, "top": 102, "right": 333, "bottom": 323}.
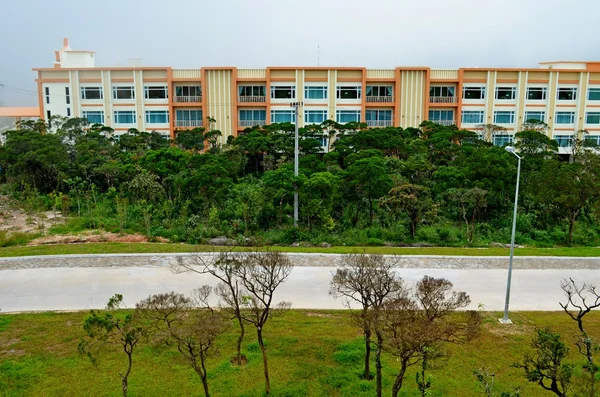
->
{"left": 0, "top": 107, "right": 40, "bottom": 118}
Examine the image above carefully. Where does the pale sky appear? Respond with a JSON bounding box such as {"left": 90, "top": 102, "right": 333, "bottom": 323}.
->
{"left": 1, "top": 0, "right": 600, "bottom": 106}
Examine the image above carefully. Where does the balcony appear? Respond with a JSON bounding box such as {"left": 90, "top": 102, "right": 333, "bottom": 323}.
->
{"left": 430, "top": 120, "right": 456, "bottom": 126}
{"left": 174, "top": 96, "right": 202, "bottom": 103}
{"left": 366, "top": 96, "right": 394, "bottom": 103}
{"left": 366, "top": 120, "right": 393, "bottom": 127}
{"left": 238, "top": 96, "right": 266, "bottom": 103}
{"left": 175, "top": 120, "right": 203, "bottom": 128}
{"left": 239, "top": 120, "right": 266, "bottom": 127}
{"left": 430, "top": 96, "right": 457, "bottom": 104}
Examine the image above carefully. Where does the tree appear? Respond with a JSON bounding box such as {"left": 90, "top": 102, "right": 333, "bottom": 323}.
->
{"left": 473, "top": 367, "right": 521, "bottom": 397}
{"left": 136, "top": 290, "right": 229, "bottom": 397}
{"left": 517, "top": 328, "right": 573, "bottom": 397}
{"left": 79, "top": 294, "right": 146, "bottom": 397}
{"left": 346, "top": 155, "right": 392, "bottom": 226}
{"left": 382, "top": 184, "right": 434, "bottom": 238}
{"left": 173, "top": 250, "right": 247, "bottom": 366}
{"left": 559, "top": 278, "right": 600, "bottom": 396}
{"left": 234, "top": 250, "right": 293, "bottom": 394}
{"left": 329, "top": 253, "right": 404, "bottom": 396}
{"left": 383, "top": 276, "right": 476, "bottom": 397}
{"left": 515, "top": 129, "right": 558, "bottom": 158}
{"left": 446, "top": 187, "right": 488, "bottom": 244}
{"left": 477, "top": 124, "right": 507, "bottom": 143}
{"left": 175, "top": 127, "right": 205, "bottom": 151}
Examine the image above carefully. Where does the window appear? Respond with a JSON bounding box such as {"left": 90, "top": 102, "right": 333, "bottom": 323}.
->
{"left": 585, "top": 135, "right": 600, "bottom": 147}
{"left": 66, "top": 108, "right": 71, "bottom": 117}
{"left": 270, "top": 86, "right": 295, "bottom": 99}
{"left": 176, "top": 109, "right": 202, "bottom": 121}
{"left": 65, "top": 87, "right": 70, "bottom": 104}
{"left": 586, "top": 112, "right": 600, "bottom": 124}
{"left": 493, "top": 134, "right": 514, "bottom": 147}
{"left": 80, "top": 87, "right": 103, "bottom": 100}
{"left": 144, "top": 86, "right": 168, "bottom": 99}
{"left": 428, "top": 110, "right": 454, "bottom": 122}
{"left": 588, "top": 88, "right": 600, "bottom": 101}
{"left": 555, "top": 111, "right": 575, "bottom": 124}
{"left": 461, "top": 110, "right": 484, "bottom": 124}
{"left": 336, "top": 86, "right": 361, "bottom": 100}
{"left": 366, "top": 110, "right": 392, "bottom": 121}
{"left": 493, "top": 111, "right": 515, "bottom": 124}
{"left": 239, "top": 110, "right": 266, "bottom": 121}
{"left": 495, "top": 87, "right": 516, "bottom": 100}
{"left": 336, "top": 110, "right": 360, "bottom": 123}
{"left": 557, "top": 87, "right": 577, "bottom": 101}
{"left": 430, "top": 86, "right": 455, "bottom": 97}
{"left": 112, "top": 86, "right": 135, "bottom": 100}
{"left": 304, "top": 86, "right": 327, "bottom": 100}
{"left": 366, "top": 86, "right": 393, "bottom": 97}
{"left": 45, "top": 87, "right": 50, "bottom": 104}
{"left": 145, "top": 110, "right": 169, "bottom": 124}
{"left": 46, "top": 111, "right": 51, "bottom": 126}
{"left": 463, "top": 86, "right": 485, "bottom": 100}
{"left": 554, "top": 135, "right": 573, "bottom": 148}
{"left": 527, "top": 87, "right": 547, "bottom": 100}
{"left": 304, "top": 110, "right": 328, "bottom": 124}
{"left": 176, "top": 86, "right": 202, "bottom": 97}
{"left": 82, "top": 111, "right": 105, "bottom": 124}
{"left": 524, "top": 111, "right": 545, "bottom": 122}
{"left": 114, "top": 110, "right": 136, "bottom": 124}
{"left": 270, "top": 110, "right": 295, "bottom": 123}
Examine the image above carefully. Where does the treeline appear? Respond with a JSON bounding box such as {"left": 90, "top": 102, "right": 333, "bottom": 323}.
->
{"left": 80, "top": 251, "right": 600, "bottom": 397}
{"left": 1, "top": 117, "right": 599, "bottom": 246}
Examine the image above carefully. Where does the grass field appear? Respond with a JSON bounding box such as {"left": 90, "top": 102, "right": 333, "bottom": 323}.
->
{"left": 0, "top": 242, "right": 599, "bottom": 258}
{"left": 1, "top": 310, "right": 598, "bottom": 396}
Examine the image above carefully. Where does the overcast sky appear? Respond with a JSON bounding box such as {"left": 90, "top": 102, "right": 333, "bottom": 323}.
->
{"left": 2, "top": 0, "right": 600, "bottom": 106}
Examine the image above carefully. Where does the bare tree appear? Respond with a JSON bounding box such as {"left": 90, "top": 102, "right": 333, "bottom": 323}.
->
{"left": 560, "top": 278, "right": 600, "bottom": 396}
{"left": 473, "top": 367, "right": 521, "bottom": 397}
{"left": 234, "top": 250, "right": 293, "bottom": 395}
{"left": 383, "top": 276, "right": 476, "bottom": 397}
{"left": 79, "top": 294, "right": 146, "bottom": 397}
{"left": 329, "top": 253, "right": 404, "bottom": 397}
{"left": 136, "top": 288, "right": 229, "bottom": 397}
{"left": 173, "top": 250, "right": 247, "bottom": 366}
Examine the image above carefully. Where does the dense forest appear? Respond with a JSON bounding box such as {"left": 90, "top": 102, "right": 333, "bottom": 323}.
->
{"left": 1, "top": 117, "right": 599, "bottom": 247}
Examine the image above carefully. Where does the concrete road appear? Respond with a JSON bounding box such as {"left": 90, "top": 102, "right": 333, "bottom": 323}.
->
{"left": 0, "top": 266, "right": 596, "bottom": 312}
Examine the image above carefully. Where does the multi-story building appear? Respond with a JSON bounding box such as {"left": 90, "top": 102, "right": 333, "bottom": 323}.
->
{"left": 28, "top": 38, "right": 600, "bottom": 151}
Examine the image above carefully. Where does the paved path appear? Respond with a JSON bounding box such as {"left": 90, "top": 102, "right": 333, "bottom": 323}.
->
{"left": 1, "top": 264, "right": 596, "bottom": 312}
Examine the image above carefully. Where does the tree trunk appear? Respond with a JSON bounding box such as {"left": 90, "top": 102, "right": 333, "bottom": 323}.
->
{"left": 363, "top": 328, "right": 372, "bottom": 380}
{"left": 257, "top": 327, "right": 270, "bottom": 394}
{"left": 121, "top": 350, "right": 132, "bottom": 397}
{"left": 568, "top": 214, "right": 576, "bottom": 245}
{"left": 236, "top": 312, "right": 245, "bottom": 366}
{"left": 375, "top": 332, "right": 383, "bottom": 397}
{"left": 391, "top": 364, "right": 407, "bottom": 397}
{"left": 121, "top": 376, "right": 128, "bottom": 397}
{"left": 411, "top": 218, "right": 416, "bottom": 239}
{"left": 200, "top": 353, "right": 210, "bottom": 397}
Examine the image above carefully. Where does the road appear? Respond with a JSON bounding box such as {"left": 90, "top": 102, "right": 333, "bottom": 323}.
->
{"left": 0, "top": 264, "right": 596, "bottom": 312}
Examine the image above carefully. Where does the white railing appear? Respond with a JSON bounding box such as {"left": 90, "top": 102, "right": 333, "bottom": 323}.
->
{"left": 175, "top": 120, "right": 203, "bottom": 127}
{"left": 238, "top": 96, "right": 266, "bottom": 103}
{"left": 366, "top": 120, "right": 393, "bottom": 127}
{"left": 365, "top": 96, "right": 394, "bottom": 103}
{"left": 174, "top": 96, "right": 202, "bottom": 103}
{"left": 239, "top": 120, "right": 266, "bottom": 127}
{"left": 429, "top": 96, "right": 457, "bottom": 103}
{"left": 430, "top": 120, "right": 456, "bottom": 126}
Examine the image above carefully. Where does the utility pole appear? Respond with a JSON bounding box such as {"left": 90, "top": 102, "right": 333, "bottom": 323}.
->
{"left": 291, "top": 101, "right": 303, "bottom": 227}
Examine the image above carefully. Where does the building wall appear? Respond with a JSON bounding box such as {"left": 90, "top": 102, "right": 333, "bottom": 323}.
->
{"left": 33, "top": 62, "right": 600, "bottom": 146}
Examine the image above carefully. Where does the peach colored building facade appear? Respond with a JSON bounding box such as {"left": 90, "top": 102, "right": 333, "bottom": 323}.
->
{"left": 32, "top": 39, "right": 600, "bottom": 150}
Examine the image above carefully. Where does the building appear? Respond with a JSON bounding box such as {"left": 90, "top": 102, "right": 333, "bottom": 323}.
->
{"left": 29, "top": 38, "right": 600, "bottom": 151}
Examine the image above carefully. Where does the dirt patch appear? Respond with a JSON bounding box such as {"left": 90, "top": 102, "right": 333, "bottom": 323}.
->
{"left": 306, "top": 312, "right": 339, "bottom": 318}
{"left": 485, "top": 322, "right": 533, "bottom": 337}
{"left": 28, "top": 232, "right": 169, "bottom": 246}
{"left": 229, "top": 355, "right": 248, "bottom": 366}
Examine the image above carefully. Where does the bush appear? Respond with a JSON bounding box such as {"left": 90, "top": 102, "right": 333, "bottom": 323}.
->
{"left": 0, "top": 231, "right": 38, "bottom": 247}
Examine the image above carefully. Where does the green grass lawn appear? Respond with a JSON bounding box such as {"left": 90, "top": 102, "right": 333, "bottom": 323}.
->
{"left": 0, "top": 242, "right": 599, "bottom": 257}
{"left": 1, "top": 310, "right": 598, "bottom": 396}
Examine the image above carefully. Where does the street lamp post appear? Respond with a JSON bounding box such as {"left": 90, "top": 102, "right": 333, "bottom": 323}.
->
{"left": 500, "top": 146, "right": 522, "bottom": 324}
{"left": 290, "top": 101, "right": 303, "bottom": 227}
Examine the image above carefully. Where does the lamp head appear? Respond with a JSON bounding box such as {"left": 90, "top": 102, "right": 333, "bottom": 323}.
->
{"left": 505, "top": 146, "right": 516, "bottom": 153}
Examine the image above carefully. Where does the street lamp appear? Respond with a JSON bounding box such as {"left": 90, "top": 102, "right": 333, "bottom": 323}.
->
{"left": 290, "top": 101, "right": 303, "bottom": 227}
{"left": 500, "top": 145, "right": 522, "bottom": 324}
